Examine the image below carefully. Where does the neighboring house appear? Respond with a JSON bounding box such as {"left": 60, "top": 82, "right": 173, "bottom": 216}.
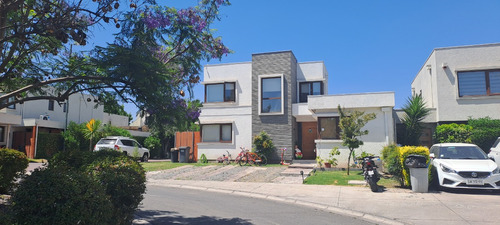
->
{"left": 198, "top": 51, "right": 395, "bottom": 166}
{"left": 408, "top": 43, "right": 500, "bottom": 145}
{"left": 0, "top": 93, "right": 129, "bottom": 158}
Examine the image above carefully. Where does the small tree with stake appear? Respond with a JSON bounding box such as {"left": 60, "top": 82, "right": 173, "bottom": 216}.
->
{"left": 338, "top": 105, "right": 376, "bottom": 175}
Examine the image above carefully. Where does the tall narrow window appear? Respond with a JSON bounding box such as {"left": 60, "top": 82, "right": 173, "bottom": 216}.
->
{"left": 261, "top": 77, "right": 282, "bottom": 113}
{"left": 48, "top": 100, "right": 54, "bottom": 111}
{"left": 299, "top": 81, "right": 323, "bottom": 103}
{"left": 205, "top": 82, "right": 236, "bottom": 103}
{"left": 0, "top": 126, "right": 5, "bottom": 142}
{"left": 201, "top": 124, "right": 232, "bottom": 142}
{"left": 318, "top": 117, "right": 340, "bottom": 139}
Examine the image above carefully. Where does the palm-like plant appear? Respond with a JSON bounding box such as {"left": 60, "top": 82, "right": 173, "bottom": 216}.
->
{"left": 83, "top": 119, "right": 102, "bottom": 151}
{"left": 401, "top": 94, "right": 430, "bottom": 146}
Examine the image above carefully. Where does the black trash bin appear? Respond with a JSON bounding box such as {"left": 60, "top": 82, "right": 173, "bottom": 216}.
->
{"left": 171, "top": 148, "right": 179, "bottom": 163}
{"left": 405, "top": 154, "right": 429, "bottom": 193}
{"left": 179, "top": 146, "right": 190, "bottom": 163}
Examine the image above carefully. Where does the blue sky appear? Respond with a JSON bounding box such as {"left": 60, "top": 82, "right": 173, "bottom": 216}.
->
{"left": 87, "top": 0, "right": 500, "bottom": 119}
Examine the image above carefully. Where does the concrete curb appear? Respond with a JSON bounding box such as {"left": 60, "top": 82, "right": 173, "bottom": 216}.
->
{"left": 146, "top": 181, "right": 406, "bottom": 225}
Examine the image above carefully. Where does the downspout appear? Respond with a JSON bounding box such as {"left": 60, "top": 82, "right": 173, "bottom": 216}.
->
{"left": 34, "top": 124, "right": 39, "bottom": 158}
{"left": 6, "top": 124, "right": 10, "bottom": 148}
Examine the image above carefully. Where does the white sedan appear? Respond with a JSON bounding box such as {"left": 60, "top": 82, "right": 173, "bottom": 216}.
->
{"left": 430, "top": 143, "right": 500, "bottom": 190}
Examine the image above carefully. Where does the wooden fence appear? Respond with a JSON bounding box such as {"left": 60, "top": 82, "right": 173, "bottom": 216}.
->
{"left": 175, "top": 131, "right": 200, "bottom": 163}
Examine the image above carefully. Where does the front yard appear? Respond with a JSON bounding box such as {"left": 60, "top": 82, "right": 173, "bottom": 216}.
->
{"left": 304, "top": 170, "right": 400, "bottom": 188}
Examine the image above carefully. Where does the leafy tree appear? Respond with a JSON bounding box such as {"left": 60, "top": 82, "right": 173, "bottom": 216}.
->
{"left": 62, "top": 121, "right": 88, "bottom": 151}
{"left": 0, "top": 0, "right": 128, "bottom": 107}
{"left": 338, "top": 105, "right": 376, "bottom": 175}
{"left": 400, "top": 94, "right": 430, "bottom": 146}
{"left": 101, "top": 124, "right": 132, "bottom": 137}
{"left": 0, "top": 0, "right": 231, "bottom": 129}
{"left": 99, "top": 92, "right": 132, "bottom": 122}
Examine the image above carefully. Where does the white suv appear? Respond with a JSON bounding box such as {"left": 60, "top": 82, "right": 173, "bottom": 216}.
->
{"left": 94, "top": 136, "right": 150, "bottom": 162}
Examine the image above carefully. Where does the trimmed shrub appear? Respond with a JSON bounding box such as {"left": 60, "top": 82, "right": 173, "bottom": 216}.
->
{"left": 399, "top": 146, "right": 429, "bottom": 186}
{"left": 85, "top": 151, "right": 146, "bottom": 224}
{"left": 48, "top": 150, "right": 146, "bottom": 224}
{"left": 253, "top": 131, "right": 275, "bottom": 159}
{"left": 434, "top": 123, "right": 472, "bottom": 144}
{"left": 36, "top": 132, "right": 64, "bottom": 159}
{"left": 381, "top": 144, "right": 429, "bottom": 187}
{"left": 381, "top": 144, "right": 404, "bottom": 186}
{"left": 468, "top": 117, "right": 500, "bottom": 152}
{"left": 10, "top": 167, "right": 112, "bottom": 225}
{"left": 0, "top": 148, "right": 29, "bottom": 194}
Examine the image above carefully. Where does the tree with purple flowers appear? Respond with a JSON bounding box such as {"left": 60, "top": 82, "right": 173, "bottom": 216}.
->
{"left": 0, "top": 0, "right": 231, "bottom": 124}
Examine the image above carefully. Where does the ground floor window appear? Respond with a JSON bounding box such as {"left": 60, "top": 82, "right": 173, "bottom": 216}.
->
{"left": 201, "top": 124, "right": 232, "bottom": 142}
{"left": 0, "top": 126, "right": 5, "bottom": 142}
{"left": 318, "top": 117, "right": 340, "bottom": 139}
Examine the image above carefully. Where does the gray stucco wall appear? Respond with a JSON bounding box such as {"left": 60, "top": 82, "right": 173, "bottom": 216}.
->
{"left": 251, "top": 51, "right": 297, "bottom": 161}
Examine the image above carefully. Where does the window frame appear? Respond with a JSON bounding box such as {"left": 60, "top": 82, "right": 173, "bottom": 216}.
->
{"left": 457, "top": 69, "right": 500, "bottom": 97}
{"left": 259, "top": 74, "right": 284, "bottom": 115}
{"left": 317, "top": 117, "right": 340, "bottom": 140}
{"left": 299, "top": 81, "right": 324, "bottom": 103}
{"left": 201, "top": 123, "right": 233, "bottom": 143}
{"left": 204, "top": 82, "right": 236, "bottom": 103}
{"left": 48, "top": 100, "right": 54, "bottom": 111}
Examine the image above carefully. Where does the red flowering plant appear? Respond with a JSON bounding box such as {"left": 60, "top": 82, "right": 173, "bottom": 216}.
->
{"left": 295, "top": 152, "right": 303, "bottom": 159}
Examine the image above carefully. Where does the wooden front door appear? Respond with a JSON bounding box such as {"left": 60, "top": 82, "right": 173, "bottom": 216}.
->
{"left": 301, "top": 122, "right": 317, "bottom": 160}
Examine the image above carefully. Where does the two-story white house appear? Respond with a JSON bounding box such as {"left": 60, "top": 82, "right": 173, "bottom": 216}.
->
{"left": 198, "top": 51, "right": 395, "bottom": 166}
{"left": 0, "top": 93, "right": 130, "bottom": 158}
{"left": 410, "top": 43, "right": 500, "bottom": 144}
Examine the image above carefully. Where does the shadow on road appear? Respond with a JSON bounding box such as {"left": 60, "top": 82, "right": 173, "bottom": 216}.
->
{"left": 135, "top": 210, "right": 253, "bottom": 225}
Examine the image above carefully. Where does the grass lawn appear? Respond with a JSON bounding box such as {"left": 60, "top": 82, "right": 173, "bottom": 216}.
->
{"left": 304, "top": 170, "right": 400, "bottom": 188}
{"left": 28, "top": 158, "right": 46, "bottom": 163}
{"left": 140, "top": 161, "right": 285, "bottom": 172}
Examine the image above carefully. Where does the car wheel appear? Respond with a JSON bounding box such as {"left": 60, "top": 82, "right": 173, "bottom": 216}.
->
{"left": 142, "top": 153, "right": 149, "bottom": 162}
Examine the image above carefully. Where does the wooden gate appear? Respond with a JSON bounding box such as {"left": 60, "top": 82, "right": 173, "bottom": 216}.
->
{"left": 175, "top": 131, "right": 200, "bottom": 162}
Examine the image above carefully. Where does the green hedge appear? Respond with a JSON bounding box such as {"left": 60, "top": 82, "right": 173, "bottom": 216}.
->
{"left": 9, "top": 150, "right": 146, "bottom": 224}
{"left": 434, "top": 123, "right": 472, "bottom": 144}
{"left": 469, "top": 117, "right": 500, "bottom": 152}
{"left": 381, "top": 145, "right": 429, "bottom": 187}
{"left": 36, "top": 132, "right": 64, "bottom": 159}
{"left": 0, "top": 148, "right": 29, "bottom": 194}
{"left": 10, "top": 168, "right": 112, "bottom": 225}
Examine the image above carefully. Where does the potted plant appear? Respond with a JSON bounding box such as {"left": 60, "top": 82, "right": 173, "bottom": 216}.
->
{"left": 295, "top": 152, "right": 303, "bottom": 159}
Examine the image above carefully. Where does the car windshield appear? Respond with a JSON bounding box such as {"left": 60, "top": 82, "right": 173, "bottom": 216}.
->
{"left": 97, "top": 139, "right": 116, "bottom": 145}
{"left": 438, "top": 146, "right": 488, "bottom": 159}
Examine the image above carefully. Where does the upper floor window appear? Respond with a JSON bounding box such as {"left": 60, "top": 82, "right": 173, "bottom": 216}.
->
{"left": 318, "top": 117, "right": 340, "bottom": 139}
{"left": 458, "top": 70, "right": 500, "bottom": 97}
{"left": 201, "top": 124, "right": 232, "bottom": 143}
{"left": 2, "top": 97, "right": 15, "bottom": 109}
{"left": 261, "top": 76, "right": 283, "bottom": 114}
{"left": 205, "top": 82, "right": 235, "bottom": 103}
{"left": 48, "top": 100, "right": 54, "bottom": 111}
{"left": 299, "top": 81, "right": 323, "bottom": 103}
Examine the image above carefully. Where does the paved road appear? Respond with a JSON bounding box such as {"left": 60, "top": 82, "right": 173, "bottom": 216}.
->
{"left": 135, "top": 185, "right": 374, "bottom": 225}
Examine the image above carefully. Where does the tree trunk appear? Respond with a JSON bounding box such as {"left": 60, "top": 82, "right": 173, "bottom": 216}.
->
{"left": 347, "top": 149, "right": 353, "bottom": 175}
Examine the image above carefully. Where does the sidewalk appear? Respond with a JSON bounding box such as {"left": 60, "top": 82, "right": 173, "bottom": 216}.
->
{"left": 147, "top": 178, "right": 500, "bottom": 225}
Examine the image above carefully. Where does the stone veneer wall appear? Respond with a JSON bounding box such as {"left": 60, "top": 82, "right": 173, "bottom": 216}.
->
{"left": 251, "top": 51, "right": 297, "bottom": 162}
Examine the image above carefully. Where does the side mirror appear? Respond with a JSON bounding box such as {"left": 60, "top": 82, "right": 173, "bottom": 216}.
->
{"left": 429, "top": 153, "right": 435, "bottom": 159}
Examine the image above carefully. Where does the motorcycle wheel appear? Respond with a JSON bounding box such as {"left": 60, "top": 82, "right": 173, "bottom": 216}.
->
{"left": 367, "top": 177, "right": 378, "bottom": 192}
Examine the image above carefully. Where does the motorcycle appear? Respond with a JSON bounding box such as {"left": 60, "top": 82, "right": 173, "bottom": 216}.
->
{"left": 360, "top": 156, "right": 380, "bottom": 192}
